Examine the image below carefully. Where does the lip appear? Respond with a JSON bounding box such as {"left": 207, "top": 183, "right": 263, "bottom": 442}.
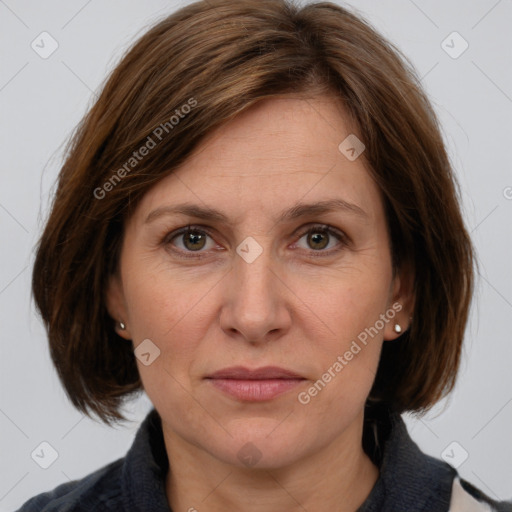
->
{"left": 205, "top": 366, "right": 306, "bottom": 402}
{"left": 207, "top": 366, "right": 304, "bottom": 380}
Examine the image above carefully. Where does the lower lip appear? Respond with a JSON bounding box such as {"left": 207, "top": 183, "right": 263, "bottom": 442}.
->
{"left": 207, "top": 378, "right": 304, "bottom": 401}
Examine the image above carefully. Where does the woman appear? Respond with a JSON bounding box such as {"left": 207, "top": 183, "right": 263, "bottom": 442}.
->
{"left": 18, "top": 0, "right": 511, "bottom": 510}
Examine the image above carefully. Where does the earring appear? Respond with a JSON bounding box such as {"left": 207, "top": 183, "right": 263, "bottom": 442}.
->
{"left": 119, "top": 321, "right": 126, "bottom": 330}
{"left": 393, "top": 323, "right": 402, "bottom": 334}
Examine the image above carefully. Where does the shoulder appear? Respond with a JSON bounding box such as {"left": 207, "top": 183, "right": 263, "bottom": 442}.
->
{"left": 450, "top": 476, "right": 512, "bottom": 512}
{"left": 14, "top": 458, "right": 124, "bottom": 512}
{"left": 362, "top": 406, "right": 512, "bottom": 511}
{"left": 15, "top": 408, "right": 167, "bottom": 512}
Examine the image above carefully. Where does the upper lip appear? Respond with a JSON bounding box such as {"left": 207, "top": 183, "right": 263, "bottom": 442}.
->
{"left": 206, "top": 366, "right": 304, "bottom": 380}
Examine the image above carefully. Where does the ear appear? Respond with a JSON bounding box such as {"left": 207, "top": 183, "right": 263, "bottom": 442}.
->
{"left": 383, "top": 260, "right": 415, "bottom": 341}
{"left": 105, "top": 273, "right": 132, "bottom": 340}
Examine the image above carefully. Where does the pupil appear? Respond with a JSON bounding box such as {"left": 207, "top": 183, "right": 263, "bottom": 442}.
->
{"left": 186, "top": 232, "right": 205, "bottom": 250}
{"left": 309, "top": 231, "right": 328, "bottom": 250}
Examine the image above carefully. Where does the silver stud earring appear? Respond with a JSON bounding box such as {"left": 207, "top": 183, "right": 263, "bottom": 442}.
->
{"left": 393, "top": 323, "right": 402, "bottom": 334}
{"left": 119, "top": 321, "right": 126, "bottom": 330}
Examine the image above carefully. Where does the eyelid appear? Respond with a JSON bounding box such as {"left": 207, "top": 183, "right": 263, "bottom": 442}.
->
{"left": 294, "top": 223, "right": 346, "bottom": 241}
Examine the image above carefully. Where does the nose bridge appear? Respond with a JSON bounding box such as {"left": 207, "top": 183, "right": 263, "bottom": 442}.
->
{"left": 233, "top": 235, "right": 276, "bottom": 306}
{"left": 221, "top": 234, "right": 289, "bottom": 341}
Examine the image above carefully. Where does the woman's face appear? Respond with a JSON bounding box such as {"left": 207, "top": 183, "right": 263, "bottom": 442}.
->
{"left": 108, "top": 95, "right": 412, "bottom": 469}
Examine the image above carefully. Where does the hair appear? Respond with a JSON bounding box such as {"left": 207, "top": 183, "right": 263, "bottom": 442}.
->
{"left": 32, "top": 0, "right": 475, "bottom": 425}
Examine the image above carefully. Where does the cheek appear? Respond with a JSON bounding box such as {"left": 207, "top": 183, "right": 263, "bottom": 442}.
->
{"left": 122, "top": 253, "right": 218, "bottom": 343}
{"left": 123, "top": 266, "right": 212, "bottom": 411}
{"left": 299, "top": 268, "right": 391, "bottom": 404}
{"left": 307, "top": 262, "right": 392, "bottom": 345}
{"left": 121, "top": 256, "right": 225, "bottom": 400}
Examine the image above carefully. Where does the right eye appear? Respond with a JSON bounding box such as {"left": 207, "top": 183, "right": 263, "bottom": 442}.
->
{"left": 163, "top": 225, "right": 219, "bottom": 258}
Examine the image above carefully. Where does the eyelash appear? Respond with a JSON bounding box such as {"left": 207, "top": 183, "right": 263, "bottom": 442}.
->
{"left": 162, "top": 224, "right": 349, "bottom": 260}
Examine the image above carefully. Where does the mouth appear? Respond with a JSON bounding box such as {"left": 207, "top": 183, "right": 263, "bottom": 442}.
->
{"left": 205, "top": 366, "right": 306, "bottom": 402}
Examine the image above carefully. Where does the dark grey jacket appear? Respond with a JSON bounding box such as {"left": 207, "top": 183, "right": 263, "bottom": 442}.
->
{"left": 16, "top": 406, "right": 512, "bottom": 511}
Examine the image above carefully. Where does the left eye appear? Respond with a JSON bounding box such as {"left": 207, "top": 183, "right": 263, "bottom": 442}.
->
{"left": 294, "top": 225, "right": 345, "bottom": 253}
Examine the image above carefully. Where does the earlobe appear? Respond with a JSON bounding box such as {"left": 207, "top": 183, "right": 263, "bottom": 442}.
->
{"left": 385, "top": 261, "right": 415, "bottom": 341}
{"left": 105, "top": 273, "right": 131, "bottom": 340}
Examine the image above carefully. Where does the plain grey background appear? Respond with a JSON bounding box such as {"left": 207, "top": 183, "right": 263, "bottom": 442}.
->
{"left": 1, "top": 0, "right": 511, "bottom": 509}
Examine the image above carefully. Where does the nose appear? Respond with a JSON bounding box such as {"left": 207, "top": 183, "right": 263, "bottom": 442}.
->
{"left": 219, "top": 239, "right": 292, "bottom": 344}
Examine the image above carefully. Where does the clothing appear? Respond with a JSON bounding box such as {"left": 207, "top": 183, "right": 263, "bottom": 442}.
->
{"left": 16, "top": 406, "right": 512, "bottom": 511}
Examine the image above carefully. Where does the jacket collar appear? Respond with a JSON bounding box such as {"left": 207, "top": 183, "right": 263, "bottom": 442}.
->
{"left": 358, "top": 403, "right": 457, "bottom": 511}
{"left": 122, "top": 408, "right": 171, "bottom": 511}
{"left": 120, "top": 406, "right": 457, "bottom": 512}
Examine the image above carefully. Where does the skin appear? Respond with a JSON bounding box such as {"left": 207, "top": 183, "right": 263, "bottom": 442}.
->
{"left": 107, "top": 95, "right": 415, "bottom": 512}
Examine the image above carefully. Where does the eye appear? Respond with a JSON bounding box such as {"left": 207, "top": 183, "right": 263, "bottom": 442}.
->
{"left": 164, "top": 226, "right": 217, "bottom": 257}
{"left": 293, "top": 224, "right": 347, "bottom": 255}
{"left": 163, "top": 223, "right": 348, "bottom": 260}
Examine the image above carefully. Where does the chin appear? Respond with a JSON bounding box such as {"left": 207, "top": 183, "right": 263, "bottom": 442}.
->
{"left": 208, "top": 421, "right": 314, "bottom": 470}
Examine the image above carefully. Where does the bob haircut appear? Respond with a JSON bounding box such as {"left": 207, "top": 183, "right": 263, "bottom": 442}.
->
{"left": 32, "top": 0, "right": 475, "bottom": 425}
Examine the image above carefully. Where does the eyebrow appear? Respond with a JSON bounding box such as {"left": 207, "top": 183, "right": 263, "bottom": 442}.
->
{"left": 144, "top": 198, "right": 368, "bottom": 225}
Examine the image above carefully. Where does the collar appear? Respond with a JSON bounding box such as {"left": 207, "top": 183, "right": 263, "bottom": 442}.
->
{"left": 121, "top": 408, "right": 171, "bottom": 511}
{"left": 120, "top": 406, "right": 457, "bottom": 512}
{"left": 358, "top": 403, "right": 457, "bottom": 511}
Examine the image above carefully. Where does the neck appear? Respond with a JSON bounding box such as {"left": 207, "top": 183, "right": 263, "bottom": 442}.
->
{"left": 163, "top": 413, "right": 379, "bottom": 512}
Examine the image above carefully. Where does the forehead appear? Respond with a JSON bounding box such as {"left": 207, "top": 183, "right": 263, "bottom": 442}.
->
{"left": 133, "top": 96, "right": 383, "bottom": 225}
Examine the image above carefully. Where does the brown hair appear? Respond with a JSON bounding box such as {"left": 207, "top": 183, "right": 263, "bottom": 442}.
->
{"left": 32, "top": 0, "right": 475, "bottom": 424}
